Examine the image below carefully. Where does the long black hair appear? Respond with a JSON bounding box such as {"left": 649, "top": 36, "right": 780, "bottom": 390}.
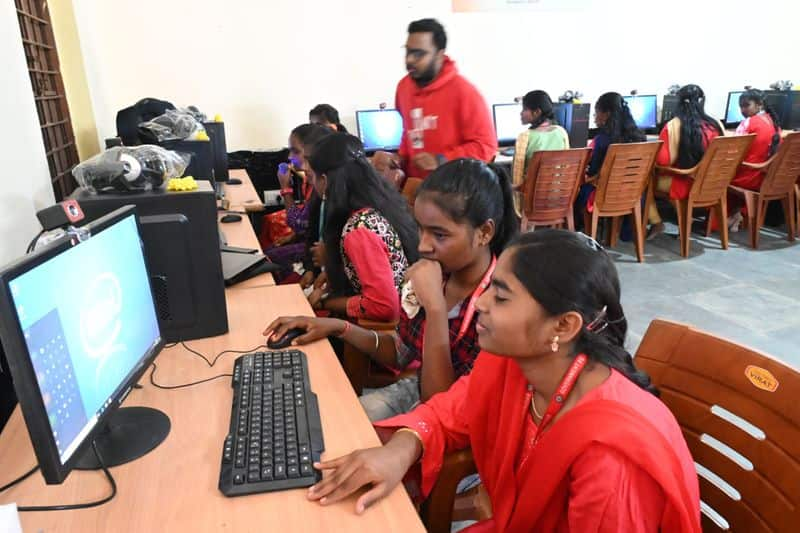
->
{"left": 308, "top": 133, "right": 419, "bottom": 295}
{"left": 595, "top": 92, "right": 646, "bottom": 144}
{"left": 509, "top": 229, "right": 658, "bottom": 395}
{"left": 309, "top": 104, "right": 348, "bottom": 134}
{"left": 291, "top": 123, "right": 333, "bottom": 149}
{"left": 417, "top": 159, "right": 518, "bottom": 257}
{"left": 522, "top": 90, "right": 557, "bottom": 129}
{"left": 674, "top": 84, "right": 724, "bottom": 168}
{"left": 739, "top": 89, "right": 782, "bottom": 156}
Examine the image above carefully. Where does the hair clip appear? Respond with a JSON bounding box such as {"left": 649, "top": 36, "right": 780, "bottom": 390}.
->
{"left": 586, "top": 305, "right": 608, "bottom": 333}
{"left": 349, "top": 149, "right": 366, "bottom": 160}
{"left": 576, "top": 232, "right": 603, "bottom": 252}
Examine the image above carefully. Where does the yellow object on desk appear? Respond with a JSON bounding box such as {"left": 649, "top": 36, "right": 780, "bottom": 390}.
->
{"left": 167, "top": 176, "right": 199, "bottom": 191}
{"left": 214, "top": 114, "right": 223, "bottom": 122}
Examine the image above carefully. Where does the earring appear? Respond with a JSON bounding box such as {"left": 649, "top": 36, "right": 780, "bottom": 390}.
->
{"left": 550, "top": 335, "right": 559, "bottom": 352}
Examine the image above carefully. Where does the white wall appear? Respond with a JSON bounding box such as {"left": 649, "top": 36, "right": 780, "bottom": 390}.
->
{"left": 0, "top": 1, "right": 56, "bottom": 265}
{"left": 73, "top": 0, "right": 799, "bottom": 151}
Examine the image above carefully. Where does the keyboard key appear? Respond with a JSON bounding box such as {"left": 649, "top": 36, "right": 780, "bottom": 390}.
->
{"left": 261, "top": 466, "right": 273, "bottom": 480}
{"left": 275, "top": 464, "right": 286, "bottom": 479}
{"left": 248, "top": 471, "right": 260, "bottom": 483}
{"left": 300, "top": 464, "right": 313, "bottom": 476}
{"left": 288, "top": 466, "right": 300, "bottom": 478}
{"left": 234, "top": 474, "right": 245, "bottom": 485}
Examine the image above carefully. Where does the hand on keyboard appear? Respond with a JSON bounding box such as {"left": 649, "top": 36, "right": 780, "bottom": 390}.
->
{"left": 307, "top": 430, "right": 422, "bottom": 514}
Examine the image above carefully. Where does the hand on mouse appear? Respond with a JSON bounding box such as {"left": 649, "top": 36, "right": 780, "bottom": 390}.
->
{"left": 263, "top": 316, "right": 344, "bottom": 346}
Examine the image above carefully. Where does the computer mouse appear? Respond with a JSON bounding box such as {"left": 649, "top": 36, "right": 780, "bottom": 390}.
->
{"left": 220, "top": 214, "right": 242, "bottom": 223}
{"left": 227, "top": 178, "right": 243, "bottom": 185}
{"left": 267, "top": 327, "right": 305, "bottom": 350}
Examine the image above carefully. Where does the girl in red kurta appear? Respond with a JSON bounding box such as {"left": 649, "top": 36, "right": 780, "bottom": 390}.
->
{"left": 647, "top": 84, "right": 724, "bottom": 239}
{"left": 305, "top": 133, "right": 419, "bottom": 322}
{"left": 732, "top": 89, "right": 782, "bottom": 190}
{"left": 306, "top": 230, "right": 701, "bottom": 532}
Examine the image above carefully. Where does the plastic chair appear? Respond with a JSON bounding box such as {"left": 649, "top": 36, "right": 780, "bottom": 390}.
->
{"left": 635, "top": 319, "right": 800, "bottom": 532}
{"left": 587, "top": 141, "right": 662, "bottom": 262}
{"left": 520, "top": 148, "right": 590, "bottom": 232}
{"left": 649, "top": 135, "right": 754, "bottom": 258}
{"left": 729, "top": 132, "right": 800, "bottom": 248}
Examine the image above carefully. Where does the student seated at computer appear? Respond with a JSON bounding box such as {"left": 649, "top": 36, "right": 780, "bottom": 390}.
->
{"left": 577, "top": 92, "right": 645, "bottom": 227}
{"left": 265, "top": 159, "right": 517, "bottom": 421}
{"left": 647, "top": 84, "right": 724, "bottom": 239}
{"left": 302, "top": 133, "right": 418, "bottom": 322}
{"left": 511, "top": 90, "right": 570, "bottom": 214}
{"left": 261, "top": 124, "right": 332, "bottom": 279}
{"left": 304, "top": 230, "right": 701, "bottom": 531}
{"left": 732, "top": 90, "right": 782, "bottom": 188}
{"left": 309, "top": 103, "right": 349, "bottom": 133}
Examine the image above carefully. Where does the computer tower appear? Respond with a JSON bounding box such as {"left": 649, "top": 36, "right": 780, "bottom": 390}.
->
{"left": 203, "top": 121, "right": 229, "bottom": 181}
{"left": 660, "top": 95, "right": 680, "bottom": 127}
{"left": 158, "top": 139, "right": 214, "bottom": 180}
{"left": 564, "top": 103, "right": 591, "bottom": 148}
{"left": 69, "top": 182, "right": 228, "bottom": 342}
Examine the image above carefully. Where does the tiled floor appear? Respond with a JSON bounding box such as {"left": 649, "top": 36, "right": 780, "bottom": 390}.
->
{"left": 607, "top": 216, "right": 800, "bottom": 369}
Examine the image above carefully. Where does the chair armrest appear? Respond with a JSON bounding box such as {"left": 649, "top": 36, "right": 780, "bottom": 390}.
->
{"left": 421, "top": 448, "right": 478, "bottom": 533}
{"left": 356, "top": 319, "right": 398, "bottom": 331}
{"left": 741, "top": 156, "right": 775, "bottom": 170}
{"left": 655, "top": 165, "right": 697, "bottom": 176}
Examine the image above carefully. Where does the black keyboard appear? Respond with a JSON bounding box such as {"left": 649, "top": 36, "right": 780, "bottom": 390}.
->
{"left": 218, "top": 350, "right": 324, "bottom": 497}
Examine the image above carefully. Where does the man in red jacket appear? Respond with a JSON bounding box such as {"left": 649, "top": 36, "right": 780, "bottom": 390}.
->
{"left": 395, "top": 18, "right": 497, "bottom": 178}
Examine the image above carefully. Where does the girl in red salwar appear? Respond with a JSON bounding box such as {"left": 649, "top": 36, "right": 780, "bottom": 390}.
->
{"left": 306, "top": 229, "right": 701, "bottom": 532}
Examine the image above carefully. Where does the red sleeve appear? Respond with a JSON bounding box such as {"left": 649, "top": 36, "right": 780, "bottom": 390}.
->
{"left": 374, "top": 374, "right": 472, "bottom": 497}
{"left": 655, "top": 125, "right": 671, "bottom": 166}
{"left": 396, "top": 84, "right": 410, "bottom": 170}
{"left": 341, "top": 227, "right": 400, "bottom": 321}
{"left": 441, "top": 82, "right": 498, "bottom": 162}
{"left": 567, "top": 444, "right": 665, "bottom": 532}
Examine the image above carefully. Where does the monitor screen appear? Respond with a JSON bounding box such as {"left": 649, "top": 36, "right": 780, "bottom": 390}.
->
{"left": 355, "top": 109, "right": 404, "bottom": 151}
{"left": 725, "top": 91, "right": 745, "bottom": 124}
{"left": 623, "top": 95, "right": 658, "bottom": 130}
{"left": 3, "top": 210, "right": 161, "bottom": 466}
{"left": 493, "top": 103, "right": 524, "bottom": 145}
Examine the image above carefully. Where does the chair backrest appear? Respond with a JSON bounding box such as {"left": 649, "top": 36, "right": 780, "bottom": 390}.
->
{"left": 635, "top": 319, "right": 800, "bottom": 532}
{"left": 401, "top": 177, "right": 423, "bottom": 207}
{"left": 760, "top": 132, "right": 800, "bottom": 197}
{"left": 689, "top": 135, "right": 754, "bottom": 205}
{"left": 522, "top": 148, "right": 590, "bottom": 223}
{"left": 594, "top": 141, "right": 661, "bottom": 213}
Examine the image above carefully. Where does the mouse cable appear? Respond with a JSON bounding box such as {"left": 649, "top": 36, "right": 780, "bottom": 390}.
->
{"left": 13, "top": 441, "right": 117, "bottom": 512}
{"left": 148, "top": 362, "right": 232, "bottom": 390}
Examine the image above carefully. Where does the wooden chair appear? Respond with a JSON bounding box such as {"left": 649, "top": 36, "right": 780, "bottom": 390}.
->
{"left": 729, "top": 132, "right": 800, "bottom": 248}
{"left": 586, "top": 141, "right": 662, "bottom": 262}
{"left": 520, "top": 148, "right": 590, "bottom": 232}
{"left": 402, "top": 177, "right": 423, "bottom": 208}
{"left": 421, "top": 449, "right": 486, "bottom": 533}
{"left": 648, "top": 135, "right": 754, "bottom": 258}
{"left": 635, "top": 319, "right": 800, "bottom": 532}
{"left": 341, "top": 319, "right": 414, "bottom": 396}
{"left": 796, "top": 182, "right": 800, "bottom": 238}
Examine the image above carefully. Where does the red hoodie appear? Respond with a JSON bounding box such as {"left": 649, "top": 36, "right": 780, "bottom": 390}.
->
{"left": 395, "top": 56, "right": 497, "bottom": 178}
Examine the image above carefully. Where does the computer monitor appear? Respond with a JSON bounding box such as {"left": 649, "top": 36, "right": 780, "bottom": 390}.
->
{"left": 724, "top": 91, "right": 745, "bottom": 127}
{"left": 492, "top": 103, "right": 524, "bottom": 147}
{"left": 660, "top": 95, "right": 680, "bottom": 127}
{"left": 623, "top": 95, "right": 658, "bottom": 131}
{"left": 355, "top": 109, "right": 404, "bottom": 151}
{"left": 0, "top": 206, "right": 169, "bottom": 483}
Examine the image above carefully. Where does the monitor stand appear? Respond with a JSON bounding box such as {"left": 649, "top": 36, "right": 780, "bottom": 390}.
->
{"left": 73, "top": 406, "right": 170, "bottom": 470}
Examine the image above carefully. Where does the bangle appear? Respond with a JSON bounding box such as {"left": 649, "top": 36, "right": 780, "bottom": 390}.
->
{"left": 337, "top": 320, "right": 351, "bottom": 338}
{"left": 280, "top": 188, "right": 294, "bottom": 196}
{"left": 372, "top": 330, "right": 380, "bottom": 353}
{"left": 394, "top": 428, "right": 424, "bottom": 451}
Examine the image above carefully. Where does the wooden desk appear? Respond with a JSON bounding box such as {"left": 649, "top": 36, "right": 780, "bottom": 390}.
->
{"left": 0, "top": 284, "right": 423, "bottom": 532}
{"left": 224, "top": 169, "right": 264, "bottom": 212}
{"left": 218, "top": 200, "right": 275, "bottom": 288}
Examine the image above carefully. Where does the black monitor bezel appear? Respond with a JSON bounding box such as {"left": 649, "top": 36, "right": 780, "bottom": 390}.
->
{"left": 492, "top": 102, "right": 522, "bottom": 147}
{"left": 354, "top": 108, "right": 404, "bottom": 152}
{"left": 623, "top": 94, "right": 659, "bottom": 132}
{"left": 0, "top": 205, "right": 164, "bottom": 483}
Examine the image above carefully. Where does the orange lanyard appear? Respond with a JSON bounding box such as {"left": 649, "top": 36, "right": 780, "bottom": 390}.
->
{"left": 531, "top": 354, "right": 588, "bottom": 445}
